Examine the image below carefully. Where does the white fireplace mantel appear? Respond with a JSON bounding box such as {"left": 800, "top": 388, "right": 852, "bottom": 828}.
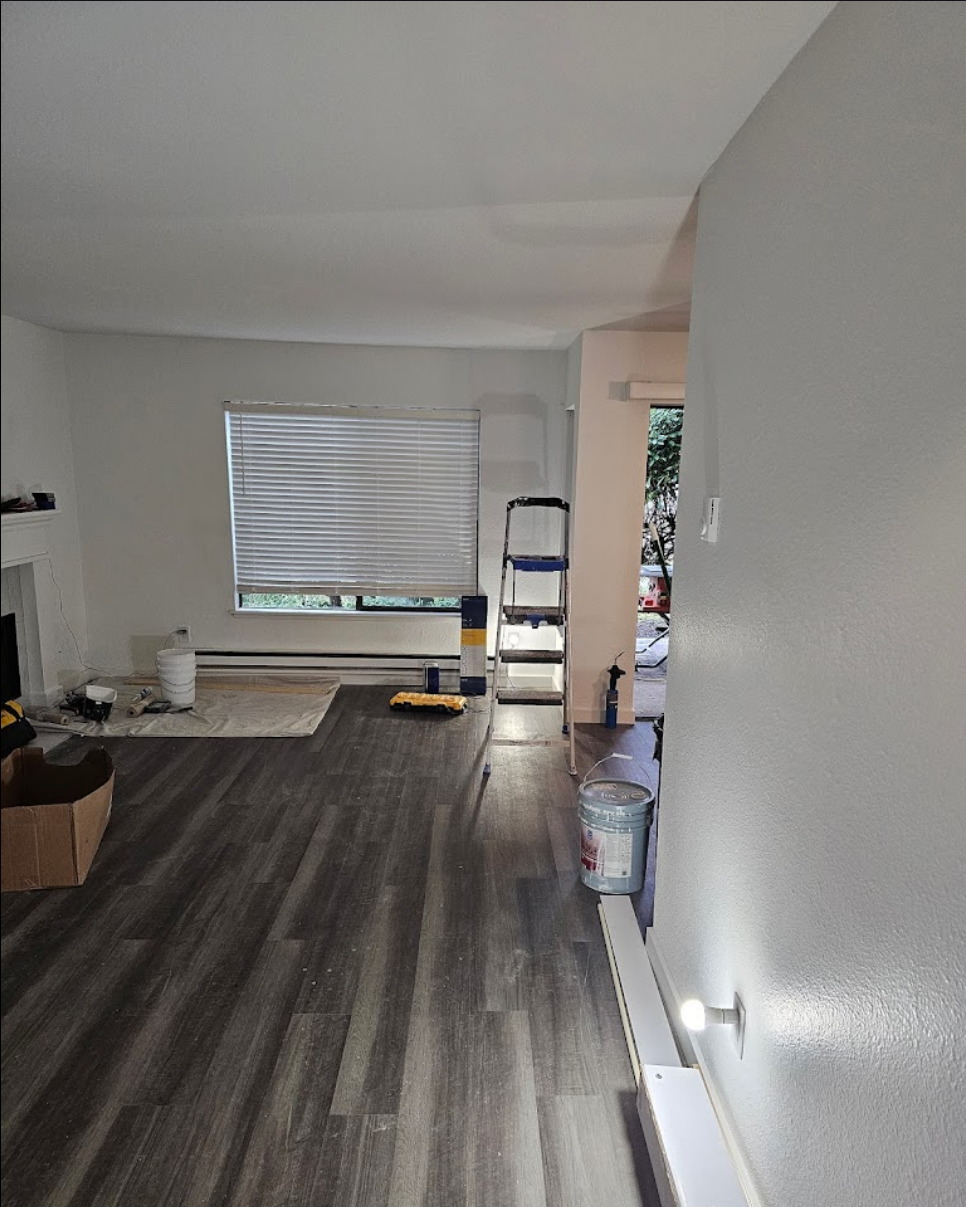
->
{"left": 1, "top": 511, "right": 64, "bottom": 706}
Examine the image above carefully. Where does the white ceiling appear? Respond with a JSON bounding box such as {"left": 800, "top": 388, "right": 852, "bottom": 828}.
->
{"left": 1, "top": 1, "right": 835, "bottom": 349}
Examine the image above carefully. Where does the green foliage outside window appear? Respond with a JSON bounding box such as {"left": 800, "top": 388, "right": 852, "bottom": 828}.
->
{"left": 240, "top": 594, "right": 459, "bottom": 611}
{"left": 642, "top": 407, "right": 683, "bottom": 564}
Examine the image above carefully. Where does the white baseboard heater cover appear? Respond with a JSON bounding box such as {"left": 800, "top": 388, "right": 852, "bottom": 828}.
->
{"left": 598, "top": 897, "right": 750, "bottom": 1207}
{"left": 638, "top": 1065, "right": 748, "bottom": 1207}
{"left": 194, "top": 652, "right": 559, "bottom": 691}
{"left": 598, "top": 898, "right": 680, "bottom": 1077}
{"left": 195, "top": 651, "right": 464, "bottom": 687}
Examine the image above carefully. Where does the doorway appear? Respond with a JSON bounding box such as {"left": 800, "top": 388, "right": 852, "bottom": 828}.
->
{"left": 635, "top": 405, "right": 683, "bottom": 719}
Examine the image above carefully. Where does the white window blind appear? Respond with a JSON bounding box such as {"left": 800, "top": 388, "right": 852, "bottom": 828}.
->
{"left": 225, "top": 402, "right": 480, "bottom": 596}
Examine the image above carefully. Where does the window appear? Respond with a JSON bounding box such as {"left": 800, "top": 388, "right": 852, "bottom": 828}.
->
{"left": 226, "top": 402, "right": 479, "bottom": 612}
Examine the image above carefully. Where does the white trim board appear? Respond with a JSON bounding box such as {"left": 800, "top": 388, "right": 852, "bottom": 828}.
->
{"left": 645, "top": 929, "right": 762, "bottom": 1207}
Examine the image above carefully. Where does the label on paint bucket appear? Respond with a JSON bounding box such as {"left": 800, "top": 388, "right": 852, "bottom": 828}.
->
{"left": 580, "top": 826, "right": 634, "bottom": 880}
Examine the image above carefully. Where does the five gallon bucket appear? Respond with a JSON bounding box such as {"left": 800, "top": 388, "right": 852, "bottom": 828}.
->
{"left": 81, "top": 684, "right": 117, "bottom": 722}
{"left": 156, "top": 648, "right": 196, "bottom": 707}
{"left": 578, "top": 778, "right": 654, "bottom": 894}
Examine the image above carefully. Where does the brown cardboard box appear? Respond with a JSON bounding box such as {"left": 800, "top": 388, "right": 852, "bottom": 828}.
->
{"left": 1, "top": 746, "right": 115, "bottom": 891}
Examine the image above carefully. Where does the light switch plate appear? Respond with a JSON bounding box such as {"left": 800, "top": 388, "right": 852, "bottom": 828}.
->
{"left": 700, "top": 497, "right": 720, "bottom": 543}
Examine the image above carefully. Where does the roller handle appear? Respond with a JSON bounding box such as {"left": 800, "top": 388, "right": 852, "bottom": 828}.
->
{"left": 508, "top": 496, "right": 570, "bottom": 511}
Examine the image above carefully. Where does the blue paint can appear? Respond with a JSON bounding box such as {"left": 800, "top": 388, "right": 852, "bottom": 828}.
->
{"left": 423, "top": 661, "right": 440, "bottom": 693}
{"left": 578, "top": 778, "right": 654, "bottom": 894}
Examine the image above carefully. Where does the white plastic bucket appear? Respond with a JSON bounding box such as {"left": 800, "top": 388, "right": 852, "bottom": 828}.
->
{"left": 157, "top": 648, "right": 196, "bottom": 705}
{"left": 157, "top": 655, "right": 195, "bottom": 685}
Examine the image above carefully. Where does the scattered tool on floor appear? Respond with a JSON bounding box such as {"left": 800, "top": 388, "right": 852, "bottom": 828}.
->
{"left": 389, "top": 691, "right": 467, "bottom": 715}
{"left": 144, "top": 700, "right": 192, "bottom": 714}
{"left": 1, "top": 700, "right": 37, "bottom": 758}
{"left": 605, "top": 656, "right": 627, "bottom": 729}
{"left": 127, "top": 688, "right": 156, "bottom": 717}
{"left": 33, "top": 708, "right": 73, "bottom": 726}
{"left": 484, "top": 496, "right": 576, "bottom": 776}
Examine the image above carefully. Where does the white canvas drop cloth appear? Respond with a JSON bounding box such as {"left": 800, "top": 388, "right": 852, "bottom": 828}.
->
{"left": 69, "top": 678, "right": 339, "bottom": 739}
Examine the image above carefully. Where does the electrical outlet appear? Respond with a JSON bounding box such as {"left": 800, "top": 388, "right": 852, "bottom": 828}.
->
{"left": 174, "top": 626, "right": 191, "bottom": 645}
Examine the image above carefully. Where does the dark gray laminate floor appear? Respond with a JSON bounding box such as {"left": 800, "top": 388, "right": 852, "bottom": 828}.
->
{"left": 1, "top": 687, "right": 661, "bottom": 1207}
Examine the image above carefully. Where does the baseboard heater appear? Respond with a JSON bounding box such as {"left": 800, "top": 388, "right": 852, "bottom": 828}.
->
{"left": 193, "top": 650, "right": 561, "bottom": 692}
{"left": 194, "top": 650, "right": 495, "bottom": 689}
{"left": 598, "top": 897, "right": 751, "bottom": 1207}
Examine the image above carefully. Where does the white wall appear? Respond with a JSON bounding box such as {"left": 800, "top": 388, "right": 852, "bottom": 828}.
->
{"left": 569, "top": 331, "right": 687, "bottom": 722}
{"left": 1, "top": 315, "right": 89, "bottom": 684}
{"left": 649, "top": 4, "right": 966, "bottom": 1206}
{"left": 62, "top": 333, "right": 568, "bottom": 672}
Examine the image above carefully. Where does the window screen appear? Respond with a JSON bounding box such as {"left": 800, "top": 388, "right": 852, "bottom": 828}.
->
{"left": 225, "top": 403, "right": 480, "bottom": 597}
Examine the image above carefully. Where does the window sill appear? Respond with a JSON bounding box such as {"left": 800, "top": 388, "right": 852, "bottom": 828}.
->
{"left": 230, "top": 608, "right": 460, "bottom": 619}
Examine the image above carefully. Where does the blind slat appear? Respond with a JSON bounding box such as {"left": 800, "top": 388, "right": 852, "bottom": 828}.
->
{"left": 226, "top": 405, "right": 479, "bottom": 597}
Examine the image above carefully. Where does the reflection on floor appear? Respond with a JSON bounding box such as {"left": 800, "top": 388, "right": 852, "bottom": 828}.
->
{"left": 1, "top": 686, "right": 662, "bottom": 1207}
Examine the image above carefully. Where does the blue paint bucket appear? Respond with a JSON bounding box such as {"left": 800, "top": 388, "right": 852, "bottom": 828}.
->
{"left": 578, "top": 778, "right": 654, "bottom": 894}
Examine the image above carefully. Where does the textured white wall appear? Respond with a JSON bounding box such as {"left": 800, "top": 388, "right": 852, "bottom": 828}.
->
{"left": 649, "top": 4, "right": 966, "bottom": 1206}
{"left": 1, "top": 315, "right": 89, "bottom": 683}
{"left": 62, "top": 333, "right": 568, "bottom": 672}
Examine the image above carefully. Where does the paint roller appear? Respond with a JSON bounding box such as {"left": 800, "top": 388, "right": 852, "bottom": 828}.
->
{"left": 128, "top": 688, "right": 157, "bottom": 717}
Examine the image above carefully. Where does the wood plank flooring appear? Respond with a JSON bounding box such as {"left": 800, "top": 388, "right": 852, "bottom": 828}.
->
{"left": 1, "top": 687, "right": 661, "bottom": 1207}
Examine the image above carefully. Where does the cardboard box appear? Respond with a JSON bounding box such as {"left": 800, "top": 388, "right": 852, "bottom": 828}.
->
{"left": 1, "top": 746, "right": 115, "bottom": 891}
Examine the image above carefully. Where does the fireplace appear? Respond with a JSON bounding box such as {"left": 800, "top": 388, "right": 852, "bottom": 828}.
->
{"left": 0, "top": 513, "right": 64, "bottom": 707}
{"left": 1, "top": 612, "right": 22, "bottom": 702}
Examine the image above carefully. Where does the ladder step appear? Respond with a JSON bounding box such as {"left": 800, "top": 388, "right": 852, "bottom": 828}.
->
{"left": 497, "top": 689, "right": 564, "bottom": 705}
{"left": 499, "top": 649, "right": 563, "bottom": 664}
{"left": 507, "top": 554, "right": 568, "bottom": 572}
{"left": 503, "top": 605, "right": 564, "bottom": 627}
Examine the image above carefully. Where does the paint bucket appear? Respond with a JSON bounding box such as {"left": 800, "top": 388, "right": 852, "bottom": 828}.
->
{"left": 423, "top": 661, "right": 440, "bottom": 693}
{"left": 81, "top": 684, "right": 117, "bottom": 722}
{"left": 578, "top": 778, "right": 654, "bottom": 894}
{"left": 157, "top": 648, "right": 196, "bottom": 707}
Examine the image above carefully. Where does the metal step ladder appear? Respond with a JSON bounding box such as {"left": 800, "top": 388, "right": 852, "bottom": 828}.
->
{"left": 483, "top": 496, "right": 576, "bottom": 776}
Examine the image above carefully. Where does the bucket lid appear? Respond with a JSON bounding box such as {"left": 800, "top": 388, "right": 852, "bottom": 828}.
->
{"left": 84, "top": 684, "right": 118, "bottom": 703}
{"left": 580, "top": 778, "right": 653, "bottom": 806}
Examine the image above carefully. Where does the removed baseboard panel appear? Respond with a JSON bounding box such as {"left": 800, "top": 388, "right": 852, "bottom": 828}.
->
{"left": 645, "top": 930, "right": 762, "bottom": 1207}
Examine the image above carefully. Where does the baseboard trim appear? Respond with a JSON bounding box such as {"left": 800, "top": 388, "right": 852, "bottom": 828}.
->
{"left": 645, "top": 930, "right": 763, "bottom": 1207}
